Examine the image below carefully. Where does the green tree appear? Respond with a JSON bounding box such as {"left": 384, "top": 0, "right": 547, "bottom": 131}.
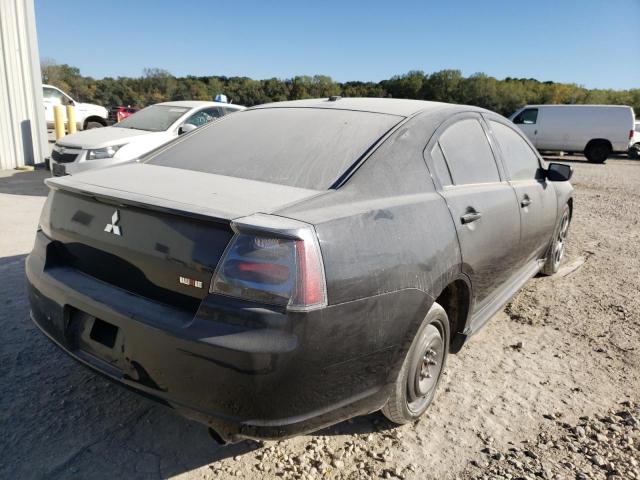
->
{"left": 40, "top": 59, "right": 640, "bottom": 115}
{"left": 423, "top": 69, "right": 463, "bottom": 102}
{"left": 381, "top": 70, "right": 425, "bottom": 99}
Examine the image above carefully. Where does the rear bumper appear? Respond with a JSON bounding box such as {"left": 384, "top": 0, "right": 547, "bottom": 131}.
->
{"left": 26, "top": 232, "right": 425, "bottom": 441}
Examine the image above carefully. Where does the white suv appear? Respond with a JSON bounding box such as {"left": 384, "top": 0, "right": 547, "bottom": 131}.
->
{"left": 43, "top": 84, "right": 108, "bottom": 131}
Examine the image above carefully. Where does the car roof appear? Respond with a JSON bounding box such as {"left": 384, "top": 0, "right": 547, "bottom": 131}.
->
{"left": 250, "top": 97, "right": 466, "bottom": 118}
{"left": 154, "top": 100, "right": 245, "bottom": 109}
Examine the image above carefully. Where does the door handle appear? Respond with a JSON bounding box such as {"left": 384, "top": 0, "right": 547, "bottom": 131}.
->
{"left": 521, "top": 196, "right": 532, "bottom": 208}
{"left": 461, "top": 211, "right": 482, "bottom": 224}
{"left": 534, "top": 130, "right": 538, "bottom": 135}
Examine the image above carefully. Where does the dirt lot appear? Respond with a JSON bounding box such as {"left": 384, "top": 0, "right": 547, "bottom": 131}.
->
{"left": 1, "top": 156, "right": 638, "bottom": 480}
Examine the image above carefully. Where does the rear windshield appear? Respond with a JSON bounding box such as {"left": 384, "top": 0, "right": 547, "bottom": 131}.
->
{"left": 116, "top": 105, "right": 189, "bottom": 132}
{"left": 145, "top": 108, "right": 402, "bottom": 190}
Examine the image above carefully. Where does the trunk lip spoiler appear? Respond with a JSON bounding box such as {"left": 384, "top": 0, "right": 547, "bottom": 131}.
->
{"left": 44, "top": 165, "right": 328, "bottom": 225}
{"left": 231, "top": 213, "right": 316, "bottom": 240}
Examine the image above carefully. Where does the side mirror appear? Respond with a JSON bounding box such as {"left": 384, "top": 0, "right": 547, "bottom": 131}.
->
{"left": 178, "top": 123, "right": 197, "bottom": 135}
{"left": 546, "top": 162, "right": 573, "bottom": 182}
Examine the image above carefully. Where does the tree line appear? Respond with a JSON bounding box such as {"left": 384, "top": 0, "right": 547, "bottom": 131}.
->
{"left": 41, "top": 60, "right": 640, "bottom": 117}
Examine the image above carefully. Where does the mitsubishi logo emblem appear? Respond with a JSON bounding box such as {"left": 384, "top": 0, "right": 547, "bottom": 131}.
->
{"left": 104, "top": 210, "right": 122, "bottom": 236}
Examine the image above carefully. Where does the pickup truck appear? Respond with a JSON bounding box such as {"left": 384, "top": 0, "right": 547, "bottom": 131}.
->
{"left": 43, "top": 84, "right": 108, "bottom": 131}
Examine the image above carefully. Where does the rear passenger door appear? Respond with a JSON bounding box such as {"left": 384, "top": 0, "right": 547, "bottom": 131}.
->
{"left": 426, "top": 113, "right": 522, "bottom": 313}
{"left": 486, "top": 117, "right": 557, "bottom": 263}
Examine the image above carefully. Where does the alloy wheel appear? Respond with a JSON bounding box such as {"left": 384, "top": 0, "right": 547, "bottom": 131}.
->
{"left": 553, "top": 210, "right": 570, "bottom": 269}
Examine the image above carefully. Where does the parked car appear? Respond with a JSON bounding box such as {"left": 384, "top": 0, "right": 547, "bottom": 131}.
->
{"left": 509, "top": 104, "right": 635, "bottom": 163}
{"left": 27, "top": 98, "right": 573, "bottom": 443}
{"left": 629, "top": 121, "right": 640, "bottom": 159}
{"left": 43, "top": 84, "right": 108, "bottom": 130}
{"left": 107, "top": 105, "right": 138, "bottom": 125}
{"left": 49, "top": 100, "right": 245, "bottom": 176}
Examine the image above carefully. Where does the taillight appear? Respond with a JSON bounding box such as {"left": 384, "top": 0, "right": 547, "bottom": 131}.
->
{"left": 210, "top": 215, "right": 327, "bottom": 310}
{"left": 631, "top": 130, "right": 635, "bottom": 140}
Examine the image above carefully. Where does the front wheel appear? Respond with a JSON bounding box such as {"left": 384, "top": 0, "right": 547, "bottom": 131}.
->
{"left": 382, "top": 302, "right": 449, "bottom": 424}
{"left": 541, "top": 204, "right": 571, "bottom": 276}
{"left": 629, "top": 144, "right": 640, "bottom": 159}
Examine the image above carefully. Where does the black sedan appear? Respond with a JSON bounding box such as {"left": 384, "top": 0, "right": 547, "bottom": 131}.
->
{"left": 26, "top": 98, "right": 573, "bottom": 443}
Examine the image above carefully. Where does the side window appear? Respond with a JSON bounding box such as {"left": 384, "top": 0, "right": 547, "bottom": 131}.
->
{"left": 430, "top": 142, "right": 452, "bottom": 186}
{"left": 184, "top": 108, "right": 222, "bottom": 127}
{"left": 43, "top": 87, "right": 69, "bottom": 105}
{"left": 438, "top": 119, "right": 500, "bottom": 185}
{"left": 513, "top": 108, "right": 538, "bottom": 125}
{"left": 490, "top": 121, "right": 541, "bottom": 181}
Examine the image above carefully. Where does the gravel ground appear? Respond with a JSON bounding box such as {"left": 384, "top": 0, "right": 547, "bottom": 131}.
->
{"left": 0, "top": 155, "right": 638, "bottom": 480}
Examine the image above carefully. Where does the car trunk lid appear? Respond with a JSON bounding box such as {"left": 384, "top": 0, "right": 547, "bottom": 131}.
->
{"left": 43, "top": 163, "right": 321, "bottom": 313}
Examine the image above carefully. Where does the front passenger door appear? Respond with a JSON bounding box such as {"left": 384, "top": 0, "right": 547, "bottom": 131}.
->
{"left": 486, "top": 118, "right": 557, "bottom": 263}
{"left": 43, "top": 87, "right": 68, "bottom": 128}
{"left": 512, "top": 108, "right": 539, "bottom": 147}
{"left": 427, "top": 115, "right": 521, "bottom": 315}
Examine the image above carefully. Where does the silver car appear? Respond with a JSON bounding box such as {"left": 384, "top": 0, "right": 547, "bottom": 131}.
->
{"left": 50, "top": 100, "right": 245, "bottom": 176}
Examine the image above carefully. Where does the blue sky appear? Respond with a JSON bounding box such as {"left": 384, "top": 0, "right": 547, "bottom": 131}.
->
{"left": 35, "top": 0, "right": 640, "bottom": 89}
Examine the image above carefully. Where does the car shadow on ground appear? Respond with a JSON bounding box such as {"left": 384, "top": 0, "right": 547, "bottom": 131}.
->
{"left": 1, "top": 254, "right": 263, "bottom": 479}
{"left": 2, "top": 252, "right": 386, "bottom": 479}
{"left": 0, "top": 169, "right": 49, "bottom": 196}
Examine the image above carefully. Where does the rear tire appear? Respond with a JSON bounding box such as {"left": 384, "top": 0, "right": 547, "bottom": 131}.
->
{"left": 382, "top": 302, "right": 449, "bottom": 424}
{"left": 584, "top": 141, "right": 611, "bottom": 163}
{"left": 541, "top": 204, "right": 571, "bottom": 276}
{"left": 84, "top": 121, "right": 103, "bottom": 130}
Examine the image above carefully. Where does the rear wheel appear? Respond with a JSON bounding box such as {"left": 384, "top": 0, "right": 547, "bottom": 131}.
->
{"left": 584, "top": 141, "right": 611, "bottom": 163}
{"left": 382, "top": 303, "right": 449, "bottom": 424}
{"left": 541, "top": 204, "right": 571, "bottom": 275}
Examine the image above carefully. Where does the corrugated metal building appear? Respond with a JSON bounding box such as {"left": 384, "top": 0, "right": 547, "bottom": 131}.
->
{"left": 0, "top": 0, "right": 47, "bottom": 169}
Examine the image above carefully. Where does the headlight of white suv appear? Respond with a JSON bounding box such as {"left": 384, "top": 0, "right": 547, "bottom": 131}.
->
{"left": 86, "top": 145, "right": 123, "bottom": 160}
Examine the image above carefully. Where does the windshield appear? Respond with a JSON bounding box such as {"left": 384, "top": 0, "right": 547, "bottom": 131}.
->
{"left": 145, "top": 108, "right": 402, "bottom": 190}
{"left": 115, "top": 105, "right": 189, "bottom": 132}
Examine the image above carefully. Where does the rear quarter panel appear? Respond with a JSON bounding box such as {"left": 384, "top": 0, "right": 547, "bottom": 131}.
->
{"left": 277, "top": 111, "right": 462, "bottom": 376}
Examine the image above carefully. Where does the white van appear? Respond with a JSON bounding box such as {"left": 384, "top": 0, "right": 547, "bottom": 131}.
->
{"left": 629, "top": 121, "right": 640, "bottom": 159}
{"left": 509, "top": 105, "right": 635, "bottom": 163}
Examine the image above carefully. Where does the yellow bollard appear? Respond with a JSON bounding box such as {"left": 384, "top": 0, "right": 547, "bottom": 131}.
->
{"left": 53, "top": 105, "right": 66, "bottom": 139}
{"left": 66, "top": 104, "right": 77, "bottom": 134}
